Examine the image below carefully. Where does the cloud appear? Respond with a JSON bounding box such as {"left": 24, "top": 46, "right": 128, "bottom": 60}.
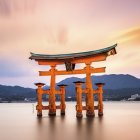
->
{"left": 0, "top": 58, "right": 31, "bottom": 77}
{"left": 110, "top": 26, "right": 140, "bottom": 45}
{"left": 0, "top": 0, "right": 140, "bottom": 87}
{"left": 0, "top": 0, "right": 37, "bottom": 17}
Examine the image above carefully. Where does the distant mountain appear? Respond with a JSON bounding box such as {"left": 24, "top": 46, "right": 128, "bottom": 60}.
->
{"left": 90, "top": 74, "right": 140, "bottom": 89}
{"left": 58, "top": 77, "right": 82, "bottom": 85}
{"left": 0, "top": 74, "right": 140, "bottom": 101}
{"left": 55, "top": 74, "right": 140, "bottom": 98}
{"left": 0, "top": 85, "right": 36, "bottom": 101}
{"left": 57, "top": 74, "right": 140, "bottom": 89}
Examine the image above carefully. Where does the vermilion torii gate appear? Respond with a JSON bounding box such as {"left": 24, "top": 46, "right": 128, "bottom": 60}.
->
{"left": 29, "top": 44, "right": 117, "bottom": 118}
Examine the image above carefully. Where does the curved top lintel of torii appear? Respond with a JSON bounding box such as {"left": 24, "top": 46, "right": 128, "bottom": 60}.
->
{"left": 29, "top": 44, "right": 117, "bottom": 66}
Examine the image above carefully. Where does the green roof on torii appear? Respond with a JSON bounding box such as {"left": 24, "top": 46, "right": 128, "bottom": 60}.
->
{"left": 29, "top": 44, "right": 117, "bottom": 60}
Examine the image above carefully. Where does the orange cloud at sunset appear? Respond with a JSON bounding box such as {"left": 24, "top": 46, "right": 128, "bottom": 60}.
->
{"left": 109, "top": 26, "right": 140, "bottom": 45}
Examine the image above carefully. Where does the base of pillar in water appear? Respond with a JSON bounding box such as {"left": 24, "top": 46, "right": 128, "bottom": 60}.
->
{"left": 98, "top": 112, "right": 103, "bottom": 117}
{"left": 61, "top": 111, "right": 65, "bottom": 116}
{"left": 37, "top": 112, "right": 42, "bottom": 117}
{"left": 76, "top": 112, "right": 83, "bottom": 118}
{"left": 86, "top": 111, "right": 95, "bottom": 117}
{"left": 48, "top": 111, "right": 56, "bottom": 116}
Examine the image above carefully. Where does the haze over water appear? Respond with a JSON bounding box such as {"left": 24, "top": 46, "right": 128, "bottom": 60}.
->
{"left": 0, "top": 102, "right": 140, "bottom": 140}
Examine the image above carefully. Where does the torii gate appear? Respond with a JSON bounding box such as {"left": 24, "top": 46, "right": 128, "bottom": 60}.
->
{"left": 29, "top": 44, "right": 117, "bottom": 118}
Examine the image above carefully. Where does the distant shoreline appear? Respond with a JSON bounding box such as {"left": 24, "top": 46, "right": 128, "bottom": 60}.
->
{"left": 0, "top": 100, "right": 140, "bottom": 103}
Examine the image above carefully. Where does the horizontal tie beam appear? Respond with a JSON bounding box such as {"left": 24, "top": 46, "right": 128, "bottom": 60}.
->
{"left": 82, "top": 106, "right": 99, "bottom": 110}
{"left": 39, "top": 67, "right": 106, "bottom": 76}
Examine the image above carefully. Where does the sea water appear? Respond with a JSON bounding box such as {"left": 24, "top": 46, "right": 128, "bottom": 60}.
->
{"left": 0, "top": 102, "right": 140, "bottom": 140}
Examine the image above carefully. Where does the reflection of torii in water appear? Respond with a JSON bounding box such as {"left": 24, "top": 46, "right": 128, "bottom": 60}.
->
{"left": 29, "top": 44, "right": 117, "bottom": 118}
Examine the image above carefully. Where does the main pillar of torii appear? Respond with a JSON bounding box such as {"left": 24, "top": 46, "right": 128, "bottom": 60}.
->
{"left": 29, "top": 44, "right": 117, "bottom": 117}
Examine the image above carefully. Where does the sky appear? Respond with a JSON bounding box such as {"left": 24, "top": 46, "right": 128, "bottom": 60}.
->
{"left": 0, "top": 0, "right": 140, "bottom": 88}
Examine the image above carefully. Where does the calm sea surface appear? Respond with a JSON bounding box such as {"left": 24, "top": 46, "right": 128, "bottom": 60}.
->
{"left": 0, "top": 102, "right": 140, "bottom": 140}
